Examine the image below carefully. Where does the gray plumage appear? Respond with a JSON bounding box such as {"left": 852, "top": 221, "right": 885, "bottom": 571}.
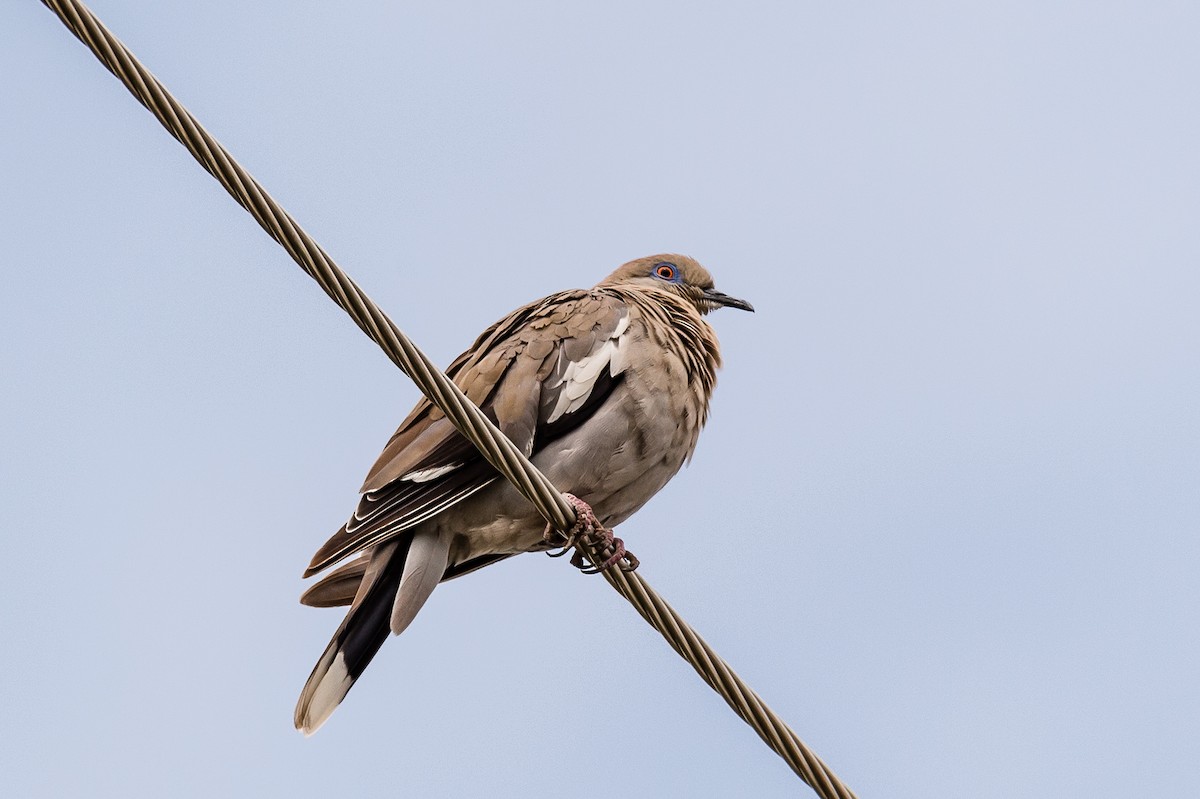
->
{"left": 295, "top": 254, "right": 752, "bottom": 734}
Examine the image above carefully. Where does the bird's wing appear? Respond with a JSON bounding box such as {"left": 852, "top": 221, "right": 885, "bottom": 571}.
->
{"left": 303, "top": 288, "right": 632, "bottom": 577}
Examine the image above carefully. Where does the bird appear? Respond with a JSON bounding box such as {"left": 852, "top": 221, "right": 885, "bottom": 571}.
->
{"left": 294, "top": 254, "right": 753, "bottom": 734}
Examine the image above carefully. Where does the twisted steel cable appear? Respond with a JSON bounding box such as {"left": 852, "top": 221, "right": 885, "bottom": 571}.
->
{"left": 38, "top": 2, "right": 858, "bottom": 796}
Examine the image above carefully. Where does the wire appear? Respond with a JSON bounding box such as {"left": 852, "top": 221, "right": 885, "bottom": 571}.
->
{"left": 38, "top": 2, "right": 858, "bottom": 796}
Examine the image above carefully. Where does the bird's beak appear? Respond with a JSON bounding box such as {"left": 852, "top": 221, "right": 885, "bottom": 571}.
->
{"left": 702, "top": 288, "right": 755, "bottom": 313}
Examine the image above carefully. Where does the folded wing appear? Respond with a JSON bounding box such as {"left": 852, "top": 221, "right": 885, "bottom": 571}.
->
{"left": 304, "top": 289, "right": 632, "bottom": 578}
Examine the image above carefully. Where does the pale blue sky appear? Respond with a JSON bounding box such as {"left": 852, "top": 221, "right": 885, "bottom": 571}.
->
{"left": 4, "top": 2, "right": 1198, "bottom": 797}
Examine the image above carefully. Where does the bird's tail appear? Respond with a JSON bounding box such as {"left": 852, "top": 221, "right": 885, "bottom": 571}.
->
{"left": 294, "top": 528, "right": 451, "bottom": 735}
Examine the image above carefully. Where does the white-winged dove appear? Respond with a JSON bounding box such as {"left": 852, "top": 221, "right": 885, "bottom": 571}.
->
{"left": 295, "top": 254, "right": 753, "bottom": 734}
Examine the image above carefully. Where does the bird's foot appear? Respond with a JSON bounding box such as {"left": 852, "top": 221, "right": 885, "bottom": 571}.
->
{"left": 543, "top": 493, "right": 639, "bottom": 574}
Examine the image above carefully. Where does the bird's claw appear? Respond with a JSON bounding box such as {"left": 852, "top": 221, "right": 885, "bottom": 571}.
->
{"left": 543, "top": 493, "right": 639, "bottom": 573}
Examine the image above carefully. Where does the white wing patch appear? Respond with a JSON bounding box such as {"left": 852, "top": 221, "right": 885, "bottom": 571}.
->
{"left": 401, "top": 463, "right": 461, "bottom": 483}
{"left": 546, "top": 313, "right": 631, "bottom": 423}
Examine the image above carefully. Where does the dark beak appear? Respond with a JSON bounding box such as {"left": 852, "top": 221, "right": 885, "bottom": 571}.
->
{"left": 703, "top": 288, "right": 755, "bottom": 313}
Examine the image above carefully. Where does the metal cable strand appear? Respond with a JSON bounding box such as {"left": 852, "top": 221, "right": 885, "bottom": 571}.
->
{"left": 38, "top": 2, "right": 857, "bottom": 796}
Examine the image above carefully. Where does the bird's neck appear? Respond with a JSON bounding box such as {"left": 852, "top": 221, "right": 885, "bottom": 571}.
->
{"left": 611, "top": 286, "right": 723, "bottom": 409}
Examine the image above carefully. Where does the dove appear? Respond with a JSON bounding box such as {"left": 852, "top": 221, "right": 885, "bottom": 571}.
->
{"left": 295, "top": 254, "right": 752, "bottom": 734}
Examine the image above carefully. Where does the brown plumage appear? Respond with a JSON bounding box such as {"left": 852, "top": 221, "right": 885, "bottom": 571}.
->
{"left": 295, "top": 254, "right": 752, "bottom": 734}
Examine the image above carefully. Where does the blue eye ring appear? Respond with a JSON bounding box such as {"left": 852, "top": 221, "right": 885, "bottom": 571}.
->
{"left": 653, "top": 261, "right": 680, "bottom": 282}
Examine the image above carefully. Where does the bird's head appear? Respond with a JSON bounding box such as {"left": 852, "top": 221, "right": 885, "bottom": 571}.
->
{"left": 600, "top": 254, "right": 754, "bottom": 315}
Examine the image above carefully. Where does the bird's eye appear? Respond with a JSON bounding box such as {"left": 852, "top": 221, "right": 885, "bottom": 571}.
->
{"left": 654, "top": 262, "right": 679, "bottom": 281}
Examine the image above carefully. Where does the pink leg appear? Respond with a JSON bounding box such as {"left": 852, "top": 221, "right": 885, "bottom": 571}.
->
{"left": 542, "top": 493, "right": 639, "bottom": 573}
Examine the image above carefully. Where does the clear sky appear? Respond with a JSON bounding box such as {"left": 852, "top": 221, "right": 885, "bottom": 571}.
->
{"left": 4, "top": 2, "right": 1198, "bottom": 797}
